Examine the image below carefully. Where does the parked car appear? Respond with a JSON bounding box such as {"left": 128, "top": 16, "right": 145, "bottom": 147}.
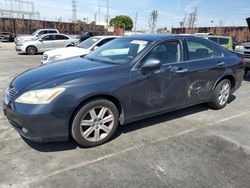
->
{"left": 15, "top": 29, "right": 59, "bottom": 43}
{"left": 15, "top": 33, "right": 79, "bottom": 55}
{"left": 234, "top": 42, "right": 250, "bottom": 75}
{"left": 79, "top": 31, "right": 101, "bottom": 42}
{"left": 0, "top": 32, "right": 15, "bottom": 42}
{"left": 201, "top": 35, "right": 234, "bottom": 51}
{"left": 42, "top": 36, "right": 119, "bottom": 64}
{"left": 3, "top": 35, "right": 244, "bottom": 147}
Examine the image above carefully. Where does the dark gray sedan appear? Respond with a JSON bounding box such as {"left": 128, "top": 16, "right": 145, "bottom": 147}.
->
{"left": 3, "top": 34, "right": 245, "bottom": 147}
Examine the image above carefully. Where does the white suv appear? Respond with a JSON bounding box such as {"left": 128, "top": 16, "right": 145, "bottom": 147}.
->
{"left": 15, "top": 29, "right": 59, "bottom": 43}
{"left": 41, "top": 36, "right": 119, "bottom": 64}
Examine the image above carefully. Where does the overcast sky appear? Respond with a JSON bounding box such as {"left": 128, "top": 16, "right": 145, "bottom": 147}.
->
{"left": 1, "top": 0, "right": 250, "bottom": 30}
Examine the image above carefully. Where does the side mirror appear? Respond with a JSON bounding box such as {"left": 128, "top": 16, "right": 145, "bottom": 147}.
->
{"left": 141, "top": 58, "right": 161, "bottom": 72}
{"left": 93, "top": 46, "right": 99, "bottom": 51}
{"left": 38, "top": 38, "right": 43, "bottom": 42}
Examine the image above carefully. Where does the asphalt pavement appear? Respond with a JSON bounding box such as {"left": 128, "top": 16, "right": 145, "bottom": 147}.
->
{"left": 0, "top": 42, "right": 250, "bottom": 188}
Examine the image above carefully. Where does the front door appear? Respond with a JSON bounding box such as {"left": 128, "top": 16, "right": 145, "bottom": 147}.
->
{"left": 38, "top": 35, "right": 55, "bottom": 52}
{"left": 128, "top": 40, "right": 189, "bottom": 119}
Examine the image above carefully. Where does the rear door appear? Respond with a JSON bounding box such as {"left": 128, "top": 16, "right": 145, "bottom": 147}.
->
{"left": 54, "top": 34, "right": 70, "bottom": 48}
{"left": 185, "top": 38, "right": 225, "bottom": 104}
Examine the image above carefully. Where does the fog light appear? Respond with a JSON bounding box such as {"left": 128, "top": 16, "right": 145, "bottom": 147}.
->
{"left": 22, "top": 127, "right": 28, "bottom": 133}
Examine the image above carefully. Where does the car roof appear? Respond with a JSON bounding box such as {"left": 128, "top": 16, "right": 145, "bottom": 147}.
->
{"left": 201, "top": 35, "right": 232, "bottom": 39}
{"left": 122, "top": 34, "right": 199, "bottom": 42}
{"left": 37, "top": 28, "right": 58, "bottom": 31}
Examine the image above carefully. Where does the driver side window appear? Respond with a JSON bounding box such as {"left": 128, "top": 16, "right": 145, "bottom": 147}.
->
{"left": 143, "top": 41, "right": 182, "bottom": 65}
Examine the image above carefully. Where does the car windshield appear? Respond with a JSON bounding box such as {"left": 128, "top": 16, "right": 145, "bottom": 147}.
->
{"left": 31, "top": 31, "right": 38, "bottom": 36}
{"left": 85, "top": 38, "right": 150, "bottom": 64}
{"left": 77, "top": 37, "right": 101, "bottom": 49}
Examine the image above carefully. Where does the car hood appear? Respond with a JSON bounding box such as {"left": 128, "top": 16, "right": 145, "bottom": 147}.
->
{"left": 11, "top": 57, "right": 116, "bottom": 92}
{"left": 45, "top": 47, "right": 89, "bottom": 57}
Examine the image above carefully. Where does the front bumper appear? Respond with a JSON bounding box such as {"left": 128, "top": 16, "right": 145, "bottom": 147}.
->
{"left": 15, "top": 45, "right": 26, "bottom": 53}
{"left": 3, "top": 99, "right": 73, "bottom": 142}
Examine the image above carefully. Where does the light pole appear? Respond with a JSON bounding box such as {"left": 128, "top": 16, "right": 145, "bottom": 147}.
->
{"left": 106, "top": 0, "right": 109, "bottom": 26}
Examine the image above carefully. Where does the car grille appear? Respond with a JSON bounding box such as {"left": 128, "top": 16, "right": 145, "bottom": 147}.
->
{"left": 7, "top": 86, "right": 17, "bottom": 102}
{"left": 244, "top": 46, "right": 250, "bottom": 50}
{"left": 43, "top": 54, "right": 48, "bottom": 61}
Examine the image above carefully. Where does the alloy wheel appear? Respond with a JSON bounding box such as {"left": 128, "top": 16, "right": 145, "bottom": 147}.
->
{"left": 218, "top": 82, "right": 230, "bottom": 106}
{"left": 80, "top": 106, "right": 114, "bottom": 142}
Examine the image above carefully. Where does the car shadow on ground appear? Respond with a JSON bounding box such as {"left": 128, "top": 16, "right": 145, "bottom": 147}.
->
{"left": 244, "top": 73, "right": 250, "bottom": 81}
{"left": 23, "top": 96, "right": 236, "bottom": 152}
{"left": 18, "top": 52, "right": 43, "bottom": 56}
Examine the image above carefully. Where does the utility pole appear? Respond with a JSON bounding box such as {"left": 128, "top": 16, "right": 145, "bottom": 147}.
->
{"left": 134, "top": 12, "right": 138, "bottom": 34}
{"left": 72, "top": 0, "right": 77, "bottom": 23}
{"left": 98, "top": 5, "right": 101, "bottom": 25}
{"left": 94, "top": 12, "right": 97, "bottom": 24}
{"left": 106, "top": 0, "right": 109, "bottom": 26}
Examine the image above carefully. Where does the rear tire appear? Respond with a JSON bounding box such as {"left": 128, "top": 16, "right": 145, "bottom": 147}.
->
{"left": 26, "top": 46, "right": 37, "bottom": 55}
{"left": 208, "top": 79, "right": 231, "bottom": 110}
{"left": 71, "top": 99, "right": 119, "bottom": 147}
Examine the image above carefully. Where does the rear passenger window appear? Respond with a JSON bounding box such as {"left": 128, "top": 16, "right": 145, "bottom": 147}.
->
{"left": 55, "top": 35, "right": 69, "bottom": 40}
{"left": 48, "top": 30, "right": 57, "bottom": 34}
{"left": 186, "top": 39, "right": 222, "bottom": 61}
{"left": 219, "top": 38, "right": 229, "bottom": 45}
{"left": 208, "top": 37, "right": 218, "bottom": 43}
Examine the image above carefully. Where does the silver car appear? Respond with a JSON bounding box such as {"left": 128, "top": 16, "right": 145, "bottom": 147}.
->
{"left": 15, "top": 33, "right": 79, "bottom": 55}
{"left": 15, "top": 29, "right": 59, "bottom": 43}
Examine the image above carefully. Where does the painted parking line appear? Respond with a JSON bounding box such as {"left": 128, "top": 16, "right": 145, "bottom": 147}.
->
{"left": 14, "top": 110, "right": 250, "bottom": 187}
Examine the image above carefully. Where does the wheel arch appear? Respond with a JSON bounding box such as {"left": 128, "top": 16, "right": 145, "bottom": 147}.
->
{"left": 69, "top": 94, "right": 124, "bottom": 136}
{"left": 214, "top": 74, "right": 236, "bottom": 90}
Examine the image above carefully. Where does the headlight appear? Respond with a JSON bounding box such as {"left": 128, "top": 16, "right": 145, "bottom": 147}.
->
{"left": 235, "top": 45, "right": 244, "bottom": 51}
{"left": 49, "top": 55, "right": 62, "bottom": 61}
{"left": 15, "top": 88, "right": 65, "bottom": 104}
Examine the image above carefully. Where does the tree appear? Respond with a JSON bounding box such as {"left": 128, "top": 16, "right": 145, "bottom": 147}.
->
{"left": 109, "top": 15, "right": 133, "bottom": 30}
{"left": 148, "top": 10, "right": 158, "bottom": 33}
{"left": 157, "top": 27, "right": 169, "bottom": 33}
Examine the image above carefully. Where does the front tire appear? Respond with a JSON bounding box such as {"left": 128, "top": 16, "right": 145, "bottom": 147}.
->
{"left": 208, "top": 79, "right": 231, "bottom": 110}
{"left": 71, "top": 99, "right": 119, "bottom": 147}
{"left": 26, "top": 46, "right": 37, "bottom": 55}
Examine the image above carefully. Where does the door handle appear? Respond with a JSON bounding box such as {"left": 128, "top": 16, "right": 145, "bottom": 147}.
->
{"left": 217, "top": 62, "right": 225, "bottom": 67}
{"left": 175, "top": 68, "right": 188, "bottom": 73}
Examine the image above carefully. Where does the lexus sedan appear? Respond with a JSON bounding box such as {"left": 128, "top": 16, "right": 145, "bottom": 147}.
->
{"left": 15, "top": 33, "right": 79, "bottom": 55}
{"left": 3, "top": 34, "right": 244, "bottom": 147}
{"left": 41, "top": 36, "right": 119, "bottom": 64}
